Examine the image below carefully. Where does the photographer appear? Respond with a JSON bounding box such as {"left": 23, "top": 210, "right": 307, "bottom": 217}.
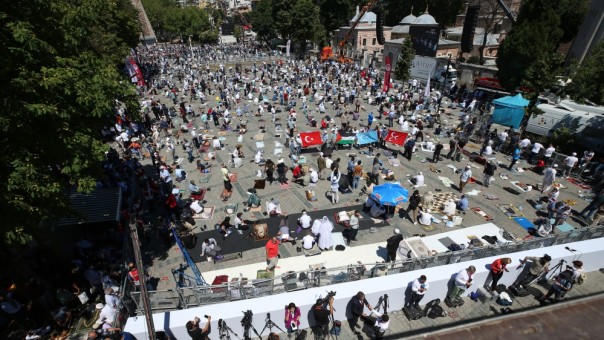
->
{"left": 186, "top": 315, "right": 211, "bottom": 340}
{"left": 512, "top": 254, "right": 551, "bottom": 289}
{"left": 538, "top": 268, "right": 575, "bottom": 302}
{"left": 311, "top": 296, "right": 333, "bottom": 339}
{"left": 284, "top": 302, "right": 301, "bottom": 337}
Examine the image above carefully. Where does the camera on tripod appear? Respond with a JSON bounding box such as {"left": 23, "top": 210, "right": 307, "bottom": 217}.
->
{"left": 241, "top": 310, "right": 253, "bottom": 327}
{"left": 326, "top": 290, "right": 336, "bottom": 299}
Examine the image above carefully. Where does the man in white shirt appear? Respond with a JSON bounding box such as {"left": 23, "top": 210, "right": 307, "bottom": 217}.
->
{"left": 190, "top": 200, "right": 203, "bottom": 214}
{"left": 562, "top": 152, "right": 579, "bottom": 178}
{"left": 528, "top": 142, "right": 543, "bottom": 164}
{"left": 543, "top": 144, "right": 556, "bottom": 164}
{"left": 519, "top": 137, "right": 531, "bottom": 149}
{"left": 459, "top": 165, "right": 472, "bottom": 193}
{"left": 418, "top": 209, "right": 433, "bottom": 226}
{"left": 298, "top": 211, "right": 312, "bottom": 229}
{"left": 496, "top": 130, "right": 508, "bottom": 151}
{"left": 200, "top": 238, "right": 221, "bottom": 257}
{"left": 411, "top": 172, "right": 424, "bottom": 187}
{"left": 302, "top": 230, "right": 315, "bottom": 250}
{"left": 93, "top": 303, "right": 116, "bottom": 329}
{"left": 448, "top": 266, "right": 476, "bottom": 303}
{"left": 406, "top": 275, "right": 429, "bottom": 309}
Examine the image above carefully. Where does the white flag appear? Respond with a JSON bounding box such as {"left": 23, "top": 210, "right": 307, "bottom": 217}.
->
{"left": 424, "top": 73, "right": 431, "bottom": 98}
{"left": 286, "top": 39, "right": 291, "bottom": 57}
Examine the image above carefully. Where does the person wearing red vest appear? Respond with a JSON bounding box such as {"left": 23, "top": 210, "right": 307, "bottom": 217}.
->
{"left": 487, "top": 258, "right": 512, "bottom": 291}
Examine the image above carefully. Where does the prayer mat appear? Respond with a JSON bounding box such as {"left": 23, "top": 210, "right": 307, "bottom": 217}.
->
{"left": 498, "top": 204, "right": 523, "bottom": 219}
{"left": 388, "top": 158, "right": 401, "bottom": 167}
{"left": 193, "top": 207, "right": 215, "bottom": 220}
{"left": 254, "top": 133, "right": 265, "bottom": 141}
{"left": 199, "top": 145, "right": 210, "bottom": 153}
{"left": 510, "top": 181, "right": 531, "bottom": 192}
{"left": 513, "top": 217, "right": 535, "bottom": 230}
{"left": 562, "top": 199, "right": 578, "bottom": 206}
{"left": 248, "top": 205, "right": 262, "bottom": 212}
{"left": 565, "top": 178, "right": 592, "bottom": 190}
{"left": 224, "top": 204, "right": 238, "bottom": 214}
{"left": 429, "top": 165, "right": 441, "bottom": 173}
{"left": 420, "top": 224, "right": 437, "bottom": 232}
{"left": 446, "top": 164, "right": 459, "bottom": 173}
{"left": 556, "top": 222, "right": 575, "bottom": 232}
{"left": 426, "top": 192, "right": 459, "bottom": 213}
{"left": 256, "top": 141, "right": 265, "bottom": 149}
{"left": 438, "top": 176, "right": 455, "bottom": 188}
{"left": 280, "top": 182, "right": 290, "bottom": 189}
{"left": 254, "top": 179, "right": 266, "bottom": 189}
{"left": 483, "top": 194, "right": 499, "bottom": 200}
{"left": 438, "top": 237, "right": 456, "bottom": 249}
{"left": 218, "top": 131, "right": 228, "bottom": 136}
{"left": 406, "top": 238, "right": 431, "bottom": 257}
{"left": 503, "top": 187, "right": 521, "bottom": 195}
{"left": 466, "top": 189, "right": 481, "bottom": 196}
{"left": 199, "top": 175, "right": 212, "bottom": 183}
{"left": 251, "top": 223, "right": 269, "bottom": 241}
{"left": 472, "top": 207, "right": 493, "bottom": 221}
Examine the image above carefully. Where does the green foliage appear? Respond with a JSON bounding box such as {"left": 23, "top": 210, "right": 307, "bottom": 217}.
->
{"left": 384, "top": 0, "right": 464, "bottom": 28}
{"left": 394, "top": 39, "right": 415, "bottom": 82}
{"left": 522, "top": 52, "right": 565, "bottom": 121}
{"left": 566, "top": 41, "right": 604, "bottom": 105}
{"left": 249, "top": 0, "right": 275, "bottom": 43}
{"left": 142, "top": 0, "right": 215, "bottom": 42}
{"left": 0, "top": 0, "right": 140, "bottom": 243}
{"left": 496, "top": 0, "right": 587, "bottom": 91}
{"left": 291, "top": 0, "right": 325, "bottom": 56}
{"left": 548, "top": 127, "right": 578, "bottom": 155}
{"left": 316, "top": 0, "right": 363, "bottom": 40}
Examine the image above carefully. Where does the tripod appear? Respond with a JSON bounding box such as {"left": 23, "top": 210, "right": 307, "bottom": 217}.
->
{"left": 530, "top": 259, "right": 566, "bottom": 286}
{"left": 219, "top": 320, "right": 242, "bottom": 340}
{"left": 374, "top": 294, "right": 389, "bottom": 314}
{"left": 243, "top": 322, "right": 262, "bottom": 340}
{"left": 259, "top": 313, "right": 285, "bottom": 338}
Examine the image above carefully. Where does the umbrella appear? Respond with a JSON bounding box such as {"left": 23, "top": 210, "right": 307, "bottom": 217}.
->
{"left": 370, "top": 183, "right": 409, "bottom": 206}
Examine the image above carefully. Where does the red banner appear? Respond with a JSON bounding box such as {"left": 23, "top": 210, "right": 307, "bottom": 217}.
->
{"left": 385, "top": 129, "right": 408, "bottom": 146}
{"left": 300, "top": 131, "right": 323, "bottom": 147}
{"left": 383, "top": 55, "right": 392, "bottom": 92}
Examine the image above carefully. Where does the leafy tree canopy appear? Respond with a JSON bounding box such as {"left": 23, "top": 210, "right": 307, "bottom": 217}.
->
{"left": 142, "top": 0, "right": 216, "bottom": 42}
{"left": 0, "top": 0, "right": 140, "bottom": 243}
{"left": 394, "top": 39, "right": 415, "bottom": 82}
{"left": 566, "top": 41, "right": 604, "bottom": 105}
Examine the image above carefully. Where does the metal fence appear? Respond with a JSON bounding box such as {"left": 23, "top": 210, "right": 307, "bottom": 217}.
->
{"left": 130, "top": 225, "right": 604, "bottom": 314}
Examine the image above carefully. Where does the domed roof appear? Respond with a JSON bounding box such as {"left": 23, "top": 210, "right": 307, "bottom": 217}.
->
{"left": 351, "top": 6, "right": 377, "bottom": 23}
{"left": 399, "top": 6, "right": 417, "bottom": 25}
{"left": 415, "top": 12, "right": 437, "bottom": 25}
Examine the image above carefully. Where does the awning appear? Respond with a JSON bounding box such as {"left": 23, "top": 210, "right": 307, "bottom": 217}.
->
{"left": 56, "top": 187, "right": 122, "bottom": 226}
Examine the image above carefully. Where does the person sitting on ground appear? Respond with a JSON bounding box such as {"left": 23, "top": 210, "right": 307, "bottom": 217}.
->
{"left": 298, "top": 211, "right": 312, "bottom": 229}
{"left": 188, "top": 180, "right": 202, "bottom": 194}
{"left": 411, "top": 172, "right": 425, "bottom": 187}
{"left": 190, "top": 200, "right": 204, "bottom": 215}
{"left": 219, "top": 217, "right": 233, "bottom": 239}
{"left": 456, "top": 195, "right": 469, "bottom": 212}
{"left": 421, "top": 191, "right": 434, "bottom": 209}
{"left": 292, "top": 164, "right": 303, "bottom": 180}
{"left": 278, "top": 217, "right": 296, "bottom": 244}
{"left": 309, "top": 168, "right": 319, "bottom": 184}
{"left": 241, "top": 188, "right": 259, "bottom": 209}
{"left": 234, "top": 212, "right": 249, "bottom": 231}
{"left": 443, "top": 199, "right": 457, "bottom": 217}
{"left": 254, "top": 151, "right": 265, "bottom": 165}
{"left": 174, "top": 165, "right": 187, "bottom": 182}
{"left": 302, "top": 230, "right": 316, "bottom": 250}
{"left": 417, "top": 208, "right": 433, "bottom": 226}
{"left": 196, "top": 159, "right": 212, "bottom": 173}
{"left": 268, "top": 198, "right": 280, "bottom": 217}
{"left": 200, "top": 238, "right": 221, "bottom": 258}
{"left": 212, "top": 136, "right": 222, "bottom": 149}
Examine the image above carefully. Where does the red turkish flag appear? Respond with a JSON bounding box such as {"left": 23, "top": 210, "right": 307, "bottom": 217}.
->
{"left": 300, "top": 131, "right": 323, "bottom": 147}
{"left": 385, "top": 129, "right": 408, "bottom": 146}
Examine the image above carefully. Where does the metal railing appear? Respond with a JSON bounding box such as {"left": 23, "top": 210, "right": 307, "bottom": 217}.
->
{"left": 130, "top": 225, "right": 604, "bottom": 314}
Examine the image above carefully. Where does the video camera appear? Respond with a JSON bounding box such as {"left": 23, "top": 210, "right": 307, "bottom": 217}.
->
{"left": 326, "top": 291, "right": 336, "bottom": 299}
{"left": 241, "top": 310, "right": 253, "bottom": 327}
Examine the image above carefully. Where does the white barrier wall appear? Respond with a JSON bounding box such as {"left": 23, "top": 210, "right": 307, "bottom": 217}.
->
{"left": 125, "top": 238, "right": 604, "bottom": 339}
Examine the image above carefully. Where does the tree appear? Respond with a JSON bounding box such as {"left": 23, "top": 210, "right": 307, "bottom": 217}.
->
{"left": 142, "top": 0, "right": 215, "bottom": 42}
{"left": 316, "top": 0, "right": 363, "bottom": 40}
{"left": 394, "top": 39, "right": 415, "bottom": 82}
{"left": 496, "top": 0, "right": 587, "bottom": 90}
{"left": 290, "top": 0, "right": 325, "bottom": 57}
{"left": 272, "top": 0, "right": 297, "bottom": 40}
{"left": 566, "top": 41, "right": 604, "bottom": 105}
{"left": 476, "top": 0, "right": 505, "bottom": 65}
{"left": 249, "top": 0, "right": 275, "bottom": 43}
{"left": 0, "top": 0, "right": 140, "bottom": 243}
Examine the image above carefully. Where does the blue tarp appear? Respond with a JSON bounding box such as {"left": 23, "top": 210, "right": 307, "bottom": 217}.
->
{"left": 356, "top": 131, "right": 379, "bottom": 145}
{"left": 492, "top": 94, "right": 529, "bottom": 129}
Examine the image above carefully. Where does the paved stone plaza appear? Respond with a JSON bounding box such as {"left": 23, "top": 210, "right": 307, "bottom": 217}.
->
{"left": 131, "top": 62, "right": 603, "bottom": 338}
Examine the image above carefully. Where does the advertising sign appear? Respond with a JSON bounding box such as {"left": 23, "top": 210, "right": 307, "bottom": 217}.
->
{"left": 410, "top": 56, "right": 437, "bottom": 80}
{"left": 409, "top": 25, "right": 441, "bottom": 57}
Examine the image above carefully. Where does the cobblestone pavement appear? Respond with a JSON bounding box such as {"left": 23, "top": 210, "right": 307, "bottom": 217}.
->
{"left": 139, "top": 64, "right": 595, "bottom": 294}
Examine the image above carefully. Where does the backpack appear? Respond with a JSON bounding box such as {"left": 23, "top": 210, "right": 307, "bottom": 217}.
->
{"left": 427, "top": 304, "right": 445, "bottom": 319}
{"left": 576, "top": 272, "right": 586, "bottom": 285}
{"left": 330, "top": 320, "right": 341, "bottom": 335}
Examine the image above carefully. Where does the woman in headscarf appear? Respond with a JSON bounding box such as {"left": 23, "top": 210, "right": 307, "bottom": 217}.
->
{"left": 317, "top": 216, "right": 334, "bottom": 250}
{"left": 329, "top": 168, "right": 341, "bottom": 204}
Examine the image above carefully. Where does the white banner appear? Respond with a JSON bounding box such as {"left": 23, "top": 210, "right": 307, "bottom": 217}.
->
{"left": 286, "top": 39, "right": 291, "bottom": 57}
{"left": 410, "top": 55, "right": 437, "bottom": 80}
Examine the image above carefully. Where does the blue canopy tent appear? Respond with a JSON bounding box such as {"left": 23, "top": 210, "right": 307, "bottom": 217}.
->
{"left": 491, "top": 94, "right": 529, "bottom": 129}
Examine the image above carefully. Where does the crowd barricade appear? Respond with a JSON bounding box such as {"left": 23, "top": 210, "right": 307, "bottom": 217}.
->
{"left": 128, "top": 225, "right": 604, "bottom": 314}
